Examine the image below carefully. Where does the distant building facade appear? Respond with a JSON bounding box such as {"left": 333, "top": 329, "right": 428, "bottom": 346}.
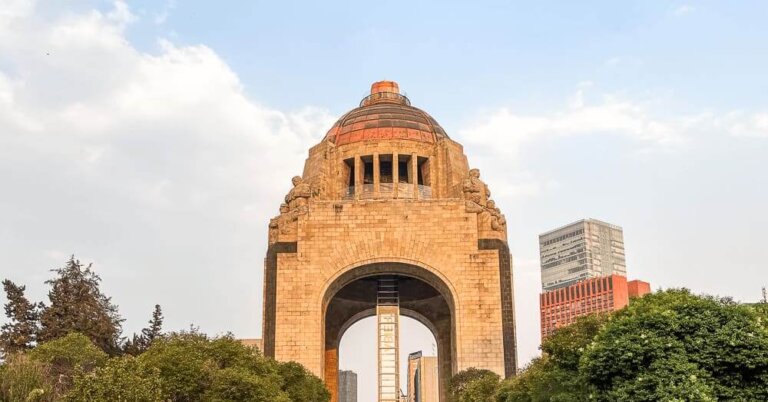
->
{"left": 540, "top": 219, "right": 627, "bottom": 291}
{"left": 539, "top": 219, "right": 650, "bottom": 339}
{"left": 539, "top": 275, "right": 651, "bottom": 338}
{"left": 238, "top": 338, "right": 263, "bottom": 352}
{"left": 407, "top": 351, "right": 439, "bottom": 402}
{"left": 338, "top": 370, "right": 357, "bottom": 402}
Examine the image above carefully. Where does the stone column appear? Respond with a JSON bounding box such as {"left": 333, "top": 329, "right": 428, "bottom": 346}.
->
{"left": 324, "top": 348, "right": 339, "bottom": 402}
{"left": 411, "top": 152, "right": 419, "bottom": 199}
{"left": 373, "top": 153, "right": 380, "bottom": 198}
{"left": 429, "top": 156, "right": 436, "bottom": 199}
{"left": 393, "top": 153, "right": 399, "bottom": 198}
{"left": 354, "top": 154, "right": 361, "bottom": 199}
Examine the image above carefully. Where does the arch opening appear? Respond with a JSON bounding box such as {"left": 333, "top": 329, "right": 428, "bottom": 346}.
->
{"left": 339, "top": 316, "right": 437, "bottom": 402}
{"left": 322, "top": 263, "right": 456, "bottom": 402}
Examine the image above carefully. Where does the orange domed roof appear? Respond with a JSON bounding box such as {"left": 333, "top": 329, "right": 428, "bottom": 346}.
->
{"left": 324, "top": 81, "right": 448, "bottom": 146}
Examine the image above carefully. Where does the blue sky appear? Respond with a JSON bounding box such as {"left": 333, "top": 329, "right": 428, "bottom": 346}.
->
{"left": 1, "top": 1, "right": 767, "bottom": 401}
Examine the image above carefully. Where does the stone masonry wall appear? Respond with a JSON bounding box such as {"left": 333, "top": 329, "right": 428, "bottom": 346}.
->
{"left": 269, "top": 198, "right": 508, "bottom": 378}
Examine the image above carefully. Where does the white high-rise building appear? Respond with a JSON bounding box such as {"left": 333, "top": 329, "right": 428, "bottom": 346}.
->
{"left": 539, "top": 219, "right": 627, "bottom": 291}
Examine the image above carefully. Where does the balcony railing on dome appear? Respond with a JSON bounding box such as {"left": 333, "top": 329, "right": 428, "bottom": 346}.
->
{"left": 380, "top": 183, "right": 395, "bottom": 197}
{"left": 396, "top": 183, "right": 413, "bottom": 198}
{"left": 360, "top": 184, "right": 375, "bottom": 200}
{"left": 418, "top": 185, "right": 432, "bottom": 198}
{"left": 340, "top": 184, "right": 432, "bottom": 200}
{"left": 342, "top": 186, "right": 355, "bottom": 200}
{"left": 359, "top": 91, "right": 411, "bottom": 107}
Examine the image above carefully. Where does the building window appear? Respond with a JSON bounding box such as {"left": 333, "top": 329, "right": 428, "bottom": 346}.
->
{"left": 344, "top": 158, "right": 355, "bottom": 188}
{"left": 417, "top": 156, "right": 430, "bottom": 186}
{"left": 379, "top": 155, "right": 393, "bottom": 183}
{"left": 398, "top": 157, "right": 410, "bottom": 183}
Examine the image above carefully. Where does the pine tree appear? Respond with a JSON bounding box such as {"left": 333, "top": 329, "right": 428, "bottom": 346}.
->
{"left": 122, "top": 304, "right": 163, "bottom": 355}
{"left": 142, "top": 304, "right": 163, "bottom": 343}
{"left": 0, "top": 280, "right": 40, "bottom": 356}
{"left": 122, "top": 333, "right": 146, "bottom": 356}
{"left": 38, "top": 256, "right": 124, "bottom": 355}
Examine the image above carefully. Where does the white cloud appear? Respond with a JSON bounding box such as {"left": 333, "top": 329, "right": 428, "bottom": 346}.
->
{"left": 674, "top": 4, "right": 695, "bottom": 16}
{"left": 153, "top": 0, "right": 176, "bottom": 25}
{"left": 459, "top": 91, "right": 684, "bottom": 158}
{"left": 0, "top": 0, "right": 34, "bottom": 21}
{"left": 456, "top": 86, "right": 767, "bottom": 200}
{"left": 0, "top": 1, "right": 334, "bottom": 338}
{"left": 723, "top": 111, "right": 768, "bottom": 138}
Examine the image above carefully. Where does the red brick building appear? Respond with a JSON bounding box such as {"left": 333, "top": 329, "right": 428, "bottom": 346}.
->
{"left": 539, "top": 275, "right": 650, "bottom": 339}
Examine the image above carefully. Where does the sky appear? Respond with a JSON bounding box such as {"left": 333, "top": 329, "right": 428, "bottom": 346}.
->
{"left": 1, "top": 1, "right": 767, "bottom": 401}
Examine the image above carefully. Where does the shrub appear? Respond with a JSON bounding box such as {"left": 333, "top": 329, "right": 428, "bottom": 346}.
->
{"left": 0, "top": 353, "right": 56, "bottom": 402}
{"left": 64, "top": 356, "right": 163, "bottom": 402}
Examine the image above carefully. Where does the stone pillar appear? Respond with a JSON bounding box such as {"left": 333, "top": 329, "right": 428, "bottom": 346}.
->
{"left": 437, "top": 322, "right": 453, "bottom": 402}
{"left": 429, "top": 156, "right": 436, "bottom": 198}
{"left": 354, "top": 154, "right": 361, "bottom": 199}
{"left": 373, "top": 153, "right": 380, "bottom": 198}
{"left": 325, "top": 348, "right": 339, "bottom": 402}
{"left": 393, "top": 153, "right": 399, "bottom": 198}
{"left": 411, "top": 152, "right": 419, "bottom": 199}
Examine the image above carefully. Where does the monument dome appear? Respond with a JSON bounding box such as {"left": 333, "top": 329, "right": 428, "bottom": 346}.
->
{"left": 324, "top": 81, "right": 448, "bottom": 146}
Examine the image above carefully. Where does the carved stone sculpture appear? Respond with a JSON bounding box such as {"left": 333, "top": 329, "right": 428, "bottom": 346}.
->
{"left": 268, "top": 217, "right": 279, "bottom": 244}
{"left": 286, "top": 176, "right": 312, "bottom": 211}
{"left": 463, "top": 168, "right": 490, "bottom": 213}
{"left": 487, "top": 200, "right": 507, "bottom": 232}
{"left": 278, "top": 203, "right": 298, "bottom": 235}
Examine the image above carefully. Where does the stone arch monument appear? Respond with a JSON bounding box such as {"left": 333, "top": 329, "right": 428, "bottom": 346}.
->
{"left": 263, "top": 81, "right": 517, "bottom": 401}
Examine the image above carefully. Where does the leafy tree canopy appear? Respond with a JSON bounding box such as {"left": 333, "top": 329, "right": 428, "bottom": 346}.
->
{"left": 277, "top": 361, "right": 331, "bottom": 402}
{"left": 64, "top": 356, "right": 163, "bottom": 402}
{"left": 137, "top": 331, "right": 322, "bottom": 402}
{"left": 497, "top": 289, "right": 768, "bottom": 402}
{"left": 29, "top": 332, "right": 108, "bottom": 378}
{"left": 0, "top": 353, "right": 56, "bottom": 402}
{"left": 581, "top": 289, "right": 768, "bottom": 401}
{"left": 449, "top": 368, "right": 501, "bottom": 402}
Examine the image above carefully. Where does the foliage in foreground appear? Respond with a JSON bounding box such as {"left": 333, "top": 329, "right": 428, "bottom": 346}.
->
{"left": 448, "top": 367, "right": 501, "bottom": 402}
{"left": 64, "top": 356, "right": 163, "bottom": 402}
{"left": 0, "top": 331, "right": 329, "bottom": 402}
{"left": 1, "top": 256, "right": 329, "bottom": 401}
{"left": 450, "top": 290, "right": 768, "bottom": 402}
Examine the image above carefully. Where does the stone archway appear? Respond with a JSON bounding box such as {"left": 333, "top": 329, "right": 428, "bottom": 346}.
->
{"left": 322, "top": 262, "right": 456, "bottom": 402}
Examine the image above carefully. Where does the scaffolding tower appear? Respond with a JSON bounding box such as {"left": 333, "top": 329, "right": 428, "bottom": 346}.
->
{"left": 377, "top": 277, "right": 400, "bottom": 402}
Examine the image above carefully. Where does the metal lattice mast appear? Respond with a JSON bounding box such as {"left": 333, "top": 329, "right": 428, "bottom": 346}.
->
{"left": 377, "top": 277, "right": 400, "bottom": 402}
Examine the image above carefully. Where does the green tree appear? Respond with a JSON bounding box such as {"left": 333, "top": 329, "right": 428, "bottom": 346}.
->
{"left": 0, "top": 280, "right": 40, "bottom": 357}
{"left": 122, "top": 304, "right": 164, "bottom": 356}
{"left": 449, "top": 368, "right": 501, "bottom": 402}
{"left": 121, "top": 333, "right": 147, "bottom": 356}
{"left": 138, "top": 331, "right": 212, "bottom": 401}
{"left": 138, "top": 331, "right": 295, "bottom": 401}
{"left": 277, "top": 361, "right": 331, "bottom": 402}
{"left": 495, "top": 315, "right": 606, "bottom": 402}
{"left": 581, "top": 289, "right": 768, "bottom": 401}
{"left": 29, "top": 332, "right": 108, "bottom": 381}
{"left": 0, "top": 353, "right": 56, "bottom": 402}
{"left": 38, "top": 256, "right": 124, "bottom": 355}
{"left": 64, "top": 356, "right": 163, "bottom": 402}
{"left": 204, "top": 367, "right": 289, "bottom": 402}
{"left": 142, "top": 304, "right": 163, "bottom": 344}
